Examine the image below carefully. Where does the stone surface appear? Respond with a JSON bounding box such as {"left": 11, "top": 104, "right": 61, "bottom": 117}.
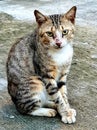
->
{"left": 0, "top": 1, "right": 97, "bottom": 130}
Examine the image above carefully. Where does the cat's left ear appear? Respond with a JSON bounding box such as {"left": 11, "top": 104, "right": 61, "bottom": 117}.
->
{"left": 65, "top": 6, "right": 77, "bottom": 24}
{"left": 34, "top": 10, "right": 48, "bottom": 26}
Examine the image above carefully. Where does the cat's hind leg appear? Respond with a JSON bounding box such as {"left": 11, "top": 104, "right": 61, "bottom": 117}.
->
{"left": 27, "top": 76, "right": 57, "bottom": 117}
{"left": 29, "top": 108, "right": 57, "bottom": 117}
{"left": 44, "top": 101, "right": 57, "bottom": 109}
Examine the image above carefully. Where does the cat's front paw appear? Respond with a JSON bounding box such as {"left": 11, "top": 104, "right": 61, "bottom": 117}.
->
{"left": 61, "top": 109, "right": 76, "bottom": 124}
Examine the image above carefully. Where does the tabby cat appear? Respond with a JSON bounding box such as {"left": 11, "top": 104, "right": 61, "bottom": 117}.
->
{"left": 6, "top": 6, "right": 77, "bottom": 124}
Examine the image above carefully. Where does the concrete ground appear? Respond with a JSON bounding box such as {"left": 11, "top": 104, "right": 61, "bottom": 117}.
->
{"left": 0, "top": 12, "right": 97, "bottom": 130}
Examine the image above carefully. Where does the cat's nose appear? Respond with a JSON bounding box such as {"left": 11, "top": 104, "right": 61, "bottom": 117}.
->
{"left": 56, "top": 42, "right": 62, "bottom": 47}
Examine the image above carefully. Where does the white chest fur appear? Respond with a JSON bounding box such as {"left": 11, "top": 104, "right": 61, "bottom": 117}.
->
{"left": 49, "top": 44, "right": 73, "bottom": 66}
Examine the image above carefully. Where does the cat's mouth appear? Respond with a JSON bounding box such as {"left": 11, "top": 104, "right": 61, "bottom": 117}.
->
{"left": 54, "top": 45, "right": 63, "bottom": 49}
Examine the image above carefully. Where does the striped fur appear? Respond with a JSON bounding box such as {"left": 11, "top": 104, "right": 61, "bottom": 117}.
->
{"left": 49, "top": 14, "right": 61, "bottom": 28}
{"left": 7, "top": 6, "right": 77, "bottom": 124}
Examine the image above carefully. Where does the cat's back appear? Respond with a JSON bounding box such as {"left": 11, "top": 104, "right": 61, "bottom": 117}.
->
{"left": 6, "top": 31, "right": 37, "bottom": 84}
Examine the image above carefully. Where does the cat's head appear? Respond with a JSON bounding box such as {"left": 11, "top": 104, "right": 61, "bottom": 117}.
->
{"left": 34, "top": 6, "right": 77, "bottom": 49}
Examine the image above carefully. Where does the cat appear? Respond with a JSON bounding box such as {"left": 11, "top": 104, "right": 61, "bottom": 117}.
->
{"left": 6, "top": 6, "right": 77, "bottom": 124}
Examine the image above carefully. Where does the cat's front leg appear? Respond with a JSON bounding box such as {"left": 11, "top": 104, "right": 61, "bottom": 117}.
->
{"left": 44, "top": 77, "right": 76, "bottom": 124}
{"left": 57, "top": 73, "right": 76, "bottom": 123}
{"left": 57, "top": 73, "right": 69, "bottom": 108}
{"left": 55, "top": 91, "right": 76, "bottom": 124}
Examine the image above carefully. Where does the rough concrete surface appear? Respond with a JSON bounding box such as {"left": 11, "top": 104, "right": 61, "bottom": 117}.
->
{"left": 0, "top": 9, "right": 97, "bottom": 130}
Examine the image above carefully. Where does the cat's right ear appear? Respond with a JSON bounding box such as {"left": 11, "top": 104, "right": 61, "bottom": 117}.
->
{"left": 34, "top": 10, "right": 47, "bottom": 26}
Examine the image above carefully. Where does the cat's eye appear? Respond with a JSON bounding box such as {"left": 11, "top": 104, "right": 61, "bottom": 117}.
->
{"left": 46, "top": 31, "right": 53, "bottom": 37}
{"left": 62, "top": 29, "right": 69, "bottom": 36}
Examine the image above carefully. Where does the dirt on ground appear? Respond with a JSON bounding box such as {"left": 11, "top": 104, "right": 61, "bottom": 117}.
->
{"left": 0, "top": 13, "right": 97, "bottom": 130}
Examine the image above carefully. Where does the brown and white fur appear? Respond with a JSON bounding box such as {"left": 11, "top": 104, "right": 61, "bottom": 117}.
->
{"left": 6, "top": 6, "right": 77, "bottom": 124}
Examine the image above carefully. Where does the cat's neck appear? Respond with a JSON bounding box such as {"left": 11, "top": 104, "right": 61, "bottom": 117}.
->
{"left": 48, "top": 44, "right": 73, "bottom": 66}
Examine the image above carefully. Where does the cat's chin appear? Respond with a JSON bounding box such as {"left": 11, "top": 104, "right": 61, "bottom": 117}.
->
{"left": 55, "top": 47, "right": 62, "bottom": 50}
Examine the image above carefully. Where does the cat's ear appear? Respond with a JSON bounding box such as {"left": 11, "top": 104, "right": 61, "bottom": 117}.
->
{"left": 65, "top": 6, "right": 77, "bottom": 24}
{"left": 34, "top": 10, "right": 48, "bottom": 26}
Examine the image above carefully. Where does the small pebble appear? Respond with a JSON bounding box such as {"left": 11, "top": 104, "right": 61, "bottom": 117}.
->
{"left": 95, "top": 115, "right": 97, "bottom": 118}
{"left": 82, "top": 42, "right": 89, "bottom": 45}
{"left": 9, "top": 115, "right": 15, "bottom": 119}
{"left": 5, "top": 115, "right": 15, "bottom": 119}
{"left": 91, "top": 55, "right": 97, "bottom": 59}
